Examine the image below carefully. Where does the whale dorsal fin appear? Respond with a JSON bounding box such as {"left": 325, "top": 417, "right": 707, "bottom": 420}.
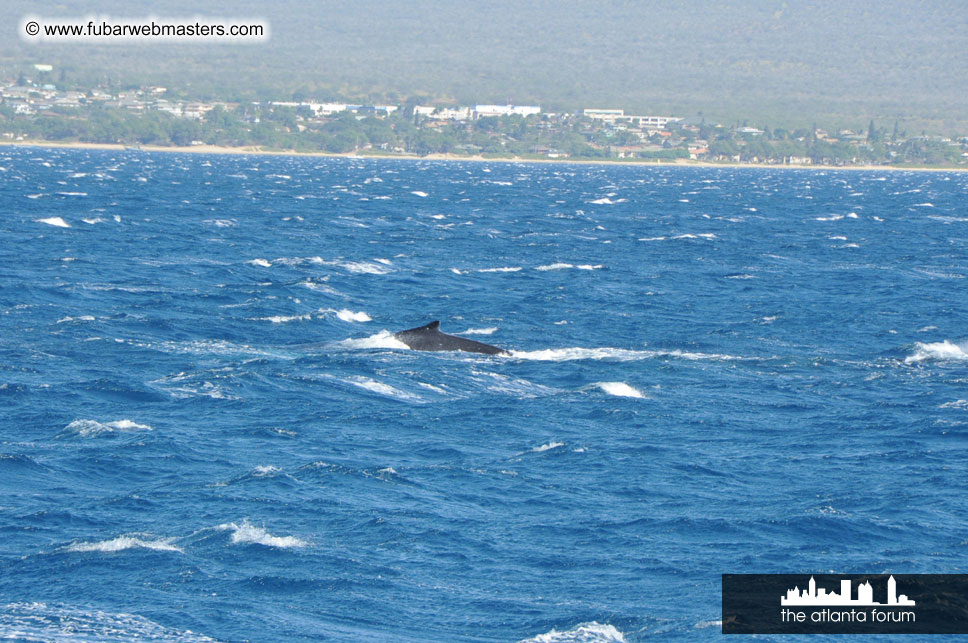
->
{"left": 424, "top": 320, "right": 441, "bottom": 331}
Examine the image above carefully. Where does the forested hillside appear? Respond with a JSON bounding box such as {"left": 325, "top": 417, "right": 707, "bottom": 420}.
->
{"left": 3, "top": 0, "right": 966, "bottom": 130}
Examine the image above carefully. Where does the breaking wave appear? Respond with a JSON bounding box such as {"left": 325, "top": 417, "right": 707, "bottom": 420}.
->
{"left": 36, "top": 216, "right": 71, "bottom": 228}
{"left": 335, "top": 309, "right": 372, "bottom": 322}
{"left": 67, "top": 535, "right": 182, "bottom": 553}
{"left": 592, "top": 382, "right": 647, "bottom": 398}
{"left": 61, "top": 419, "right": 152, "bottom": 437}
{"left": 215, "top": 519, "right": 308, "bottom": 548}
{"left": 510, "top": 347, "right": 745, "bottom": 362}
{"left": 905, "top": 340, "right": 968, "bottom": 364}
{"left": 536, "top": 263, "right": 604, "bottom": 271}
{"left": 519, "top": 621, "right": 626, "bottom": 643}
{"left": 255, "top": 314, "right": 312, "bottom": 323}
{"left": 335, "top": 330, "right": 410, "bottom": 350}
{"left": 0, "top": 602, "right": 219, "bottom": 642}
{"left": 460, "top": 327, "right": 498, "bottom": 335}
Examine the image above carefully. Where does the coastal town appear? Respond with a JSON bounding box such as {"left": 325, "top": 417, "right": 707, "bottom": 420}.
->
{"left": 3, "top": 66, "right": 967, "bottom": 167}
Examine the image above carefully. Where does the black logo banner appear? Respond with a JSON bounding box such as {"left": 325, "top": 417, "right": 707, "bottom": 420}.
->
{"left": 722, "top": 574, "right": 968, "bottom": 634}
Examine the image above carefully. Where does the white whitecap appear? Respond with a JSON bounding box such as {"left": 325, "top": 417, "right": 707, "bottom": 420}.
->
{"left": 63, "top": 419, "right": 152, "bottom": 437}
{"left": 37, "top": 216, "right": 71, "bottom": 228}
{"left": 67, "top": 535, "right": 181, "bottom": 553}
{"left": 215, "top": 519, "right": 307, "bottom": 548}
{"left": 510, "top": 347, "right": 742, "bottom": 362}
{"left": 340, "top": 261, "right": 390, "bottom": 275}
{"left": 905, "top": 340, "right": 968, "bottom": 364}
{"left": 336, "top": 309, "right": 372, "bottom": 322}
{"left": 0, "top": 602, "right": 219, "bottom": 643}
{"left": 417, "top": 382, "right": 448, "bottom": 394}
{"left": 256, "top": 314, "right": 311, "bottom": 323}
{"left": 478, "top": 266, "right": 523, "bottom": 273}
{"left": 336, "top": 330, "right": 410, "bottom": 350}
{"left": 532, "top": 441, "right": 565, "bottom": 453}
{"left": 536, "top": 262, "right": 574, "bottom": 271}
{"left": 57, "top": 315, "right": 96, "bottom": 324}
{"left": 411, "top": 190, "right": 429, "bottom": 197}
{"left": 519, "top": 621, "right": 626, "bottom": 642}
{"left": 460, "top": 327, "right": 498, "bottom": 335}
{"left": 248, "top": 258, "right": 272, "bottom": 267}
{"left": 695, "top": 620, "right": 723, "bottom": 629}
{"left": 593, "top": 382, "right": 646, "bottom": 398}
{"left": 672, "top": 233, "right": 717, "bottom": 240}
{"left": 342, "top": 376, "right": 421, "bottom": 401}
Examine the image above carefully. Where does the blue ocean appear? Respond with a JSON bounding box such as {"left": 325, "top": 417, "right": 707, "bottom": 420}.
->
{"left": 1, "top": 147, "right": 966, "bottom": 642}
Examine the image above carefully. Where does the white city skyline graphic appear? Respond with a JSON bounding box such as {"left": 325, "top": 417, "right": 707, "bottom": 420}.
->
{"left": 781, "top": 575, "right": 915, "bottom": 607}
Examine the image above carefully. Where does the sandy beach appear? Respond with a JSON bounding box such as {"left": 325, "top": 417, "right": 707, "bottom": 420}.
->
{"left": 2, "top": 139, "right": 965, "bottom": 172}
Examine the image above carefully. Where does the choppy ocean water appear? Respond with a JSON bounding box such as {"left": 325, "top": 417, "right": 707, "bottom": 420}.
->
{"left": 1, "top": 147, "right": 966, "bottom": 642}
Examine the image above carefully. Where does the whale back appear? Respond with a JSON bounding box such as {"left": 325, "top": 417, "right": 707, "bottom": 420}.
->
{"left": 394, "top": 321, "right": 508, "bottom": 355}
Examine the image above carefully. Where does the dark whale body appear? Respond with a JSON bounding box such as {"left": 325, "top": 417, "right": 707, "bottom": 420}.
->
{"left": 394, "top": 321, "right": 509, "bottom": 356}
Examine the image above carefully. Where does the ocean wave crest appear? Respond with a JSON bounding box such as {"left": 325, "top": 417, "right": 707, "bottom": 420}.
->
{"left": 905, "top": 340, "right": 968, "bottom": 364}
{"left": 215, "top": 519, "right": 308, "bottom": 548}
{"left": 0, "top": 602, "right": 219, "bottom": 642}
{"left": 61, "top": 419, "right": 152, "bottom": 437}
{"left": 335, "top": 331, "right": 410, "bottom": 350}
{"left": 327, "top": 308, "right": 372, "bottom": 322}
{"left": 519, "top": 622, "right": 626, "bottom": 643}
{"left": 36, "top": 216, "right": 71, "bottom": 228}
{"left": 67, "top": 535, "right": 182, "bottom": 553}
{"left": 592, "top": 382, "right": 647, "bottom": 398}
{"left": 532, "top": 441, "right": 565, "bottom": 453}
{"left": 255, "top": 313, "right": 312, "bottom": 323}
{"left": 341, "top": 376, "right": 421, "bottom": 401}
{"left": 460, "top": 327, "right": 498, "bottom": 335}
{"left": 535, "top": 263, "right": 603, "bottom": 271}
{"left": 510, "top": 347, "right": 744, "bottom": 362}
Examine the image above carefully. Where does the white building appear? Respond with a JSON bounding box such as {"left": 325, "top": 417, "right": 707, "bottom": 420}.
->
{"left": 582, "top": 108, "right": 624, "bottom": 122}
{"left": 581, "top": 109, "right": 681, "bottom": 131}
{"left": 414, "top": 105, "right": 471, "bottom": 120}
{"left": 474, "top": 104, "right": 540, "bottom": 118}
{"left": 627, "top": 115, "right": 682, "bottom": 130}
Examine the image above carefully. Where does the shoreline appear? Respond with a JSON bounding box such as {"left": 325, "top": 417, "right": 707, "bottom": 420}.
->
{"left": 3, "top": 139, "right": 966, "bottom": 172}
